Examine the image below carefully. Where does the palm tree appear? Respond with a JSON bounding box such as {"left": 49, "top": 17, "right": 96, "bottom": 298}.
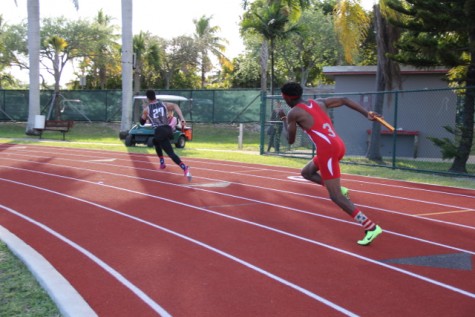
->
{"left": 132, "top": 32, "right": 146, "bottom": 94}
{"left": 193, "top": 15, "right": 231, "bottom": 88}
{"left": 22, "top": 0, "right": 78, "bottom": 135}
{"left": 241, "top": 0, "right": 307, "bottom": 92}
{"left": 44, "top": 35, "right": 68, "bottom": 119}
{"left": 93, "top": 9, "right": 119, "bottom": 90}
{"left": 334, "top": 0, "right": 370, "bottom": 64}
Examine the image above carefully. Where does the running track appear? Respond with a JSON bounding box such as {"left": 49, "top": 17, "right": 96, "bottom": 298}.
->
{"left": 0, "top": 143, "right": 474, "bottom": 316}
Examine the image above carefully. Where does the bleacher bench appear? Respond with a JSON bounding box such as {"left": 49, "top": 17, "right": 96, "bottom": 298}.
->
{"left": 37, "top": 120, "right": 74, "bottom": 141}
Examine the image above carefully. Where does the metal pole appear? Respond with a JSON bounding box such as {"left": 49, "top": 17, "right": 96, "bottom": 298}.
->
{"left": 391, "top": 91, "right": 399, "bottom": 169}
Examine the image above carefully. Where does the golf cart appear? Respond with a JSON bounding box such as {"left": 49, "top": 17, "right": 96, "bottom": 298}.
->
{"left": 124, "top": 94, "right": 193, "bottom": 148}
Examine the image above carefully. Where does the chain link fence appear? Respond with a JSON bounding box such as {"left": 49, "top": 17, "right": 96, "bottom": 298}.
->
{"left": 262, "top": 87, "right": 475, "bottom": 177}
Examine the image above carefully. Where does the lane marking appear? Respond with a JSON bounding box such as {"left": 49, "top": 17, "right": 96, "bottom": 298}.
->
{"left": 381, "top": 252, "right": 472, "bottom": 271}
{"left": 416, "top": 209, "right": 474, "bottom": 217}
{"left": 4, "top": 143, "right": 475, "bottom": 200}
{"left": 2, "top": 173, "right": 475, "bottom": 301}
{"left": 4, "top": 154, "right": 475, "bottom": 233}
{"left": 288, "top": 175, "right": 306, "bottom": 182}
{"left": 2, "top": 160, "right": 475, "bottom": 246}
{"left": 0, "top": 224, "right": 98, "bottom": 317}
{"left": 0, "top": 204, "right": 172, "bottom": 317}
{"left": 0, "top": 182, "right": 357, "bottom": 317}
{"left": 5, "top": 150, "right": 474, "bottom": 217}
{"left": 205, "top": 203, "right": 257, "bottom": 208}
{"left": 189, "top": 181, "right": 230, "bottom": 188}
{"left": 86, "top": 158, "right": 117, "bottom": 162}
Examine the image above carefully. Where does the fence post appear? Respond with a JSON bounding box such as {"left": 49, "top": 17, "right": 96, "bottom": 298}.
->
{"left": 391, "top": 91, "right": 399, "bottom": 169}
{"left": 238, "top": 123, "right": 243, "bottom": 149}
{"left": 259, "top": 91, "right": 267, "bottom": 155}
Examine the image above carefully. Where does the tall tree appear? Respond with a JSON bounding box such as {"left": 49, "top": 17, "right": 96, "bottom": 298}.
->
{"left": 23, "top": 0, "right": 78, "bottom": 135}
{"left": 276, "top": 7, "right": 342, "bottom": 86}
{"left": 368, "top": 2, "right": 401, "bottom": 161}
{"left": 42, "top": 34, "right": 67, "bottom": 119}
{"left": 91, "top": 9, "right": 120, "bottom": 89}
{"left": 334, "top": 0, "right": 400, "bottom": 162}
{"left": 334, "top": 0, "right": 370, "bottom": 64}
{"left": 241, "top": 0, "right": 307, "bottom": 92}
{"left": 193, "top": 15, "right": 231, "bottom": 88}
{"left": 40, "top": 17, "right": 108, "bottom": 118}
{"left": 159, "top": 36, "right": 199, "bottom": 89}
{"left": 388, "top": 0, "right": 475, "bottom": 173}
{"left": 141, "top": 36, "right": 162, "bottom": 88}
{"left": 0, "top": 15, "right": 28, "bottom": 86}
{"left": 133, "top": 31, "right": 146, "bottom": 94}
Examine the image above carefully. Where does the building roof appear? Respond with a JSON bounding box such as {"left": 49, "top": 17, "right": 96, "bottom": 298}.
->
{"left": 322, "top": 65, "right": 448, "bottom": 79}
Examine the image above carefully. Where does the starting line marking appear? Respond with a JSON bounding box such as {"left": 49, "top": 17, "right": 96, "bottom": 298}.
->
{"left": 287, "top": 176, "right": 307, "bottom": 182}
{"left": 189, "top": 181, "right": 231, "bottom": 188}
{"left": 416, "top": 209, "right": 474, "bottom": 217}
{"left": 86, "top": 158, "right": 117, "bottom": 162}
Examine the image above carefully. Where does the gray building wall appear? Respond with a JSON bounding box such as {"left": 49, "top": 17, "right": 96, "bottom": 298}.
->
{"left": 321, "top": 66, "right": 454, "bottom": 158}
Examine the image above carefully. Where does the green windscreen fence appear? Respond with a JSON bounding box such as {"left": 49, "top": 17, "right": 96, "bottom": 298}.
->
{"left": 0, "top": 89, "right": 261, "bottom": 123}
{"left": 2, "top": 87, "right": 473, "bottom": 176}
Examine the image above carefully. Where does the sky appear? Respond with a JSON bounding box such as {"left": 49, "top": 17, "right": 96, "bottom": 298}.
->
{"left": 1, "top": 0, "right": 376, "bottom": 85}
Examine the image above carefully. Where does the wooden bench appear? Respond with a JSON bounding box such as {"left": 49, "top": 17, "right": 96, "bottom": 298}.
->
{"left": 37, "top": 120, "right": 74, "bottom": 140}
{"left": 367, "top": 129, "right": 420, "bottom": 158}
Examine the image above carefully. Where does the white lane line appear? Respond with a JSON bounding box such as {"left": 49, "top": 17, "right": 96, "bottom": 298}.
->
{"left": 5, "top": 145, "right": 475, "bottom": 200}
{"left": 85, "top": 158, "right": 117, "bottom": 162}
{"left": 2, "top": 160, "right": 475, "bottom": 246}
{"left": 0, "top": 224, "right": 98, "bottom": 317}
{"left": 1, "top": 172, "right": 475, "bottom": 300}
{"left": 5, "top": 150, "right": 474, "bottom": 216}
{"left": 0, "top": 181, "right": 357, "bottom": 317}
{"left": 0, "top": 203, "right": 172, "bottom": 317}
{"left": 5, "top": 154, "right": 475, "bottom": 222}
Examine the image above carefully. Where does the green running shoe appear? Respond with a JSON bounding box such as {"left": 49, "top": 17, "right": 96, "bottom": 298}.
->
{"left": 341, "top": 186, "right": 350, "bottom": 199}
{"left": 357, "top": 225, "right": 383, "bottom": 246}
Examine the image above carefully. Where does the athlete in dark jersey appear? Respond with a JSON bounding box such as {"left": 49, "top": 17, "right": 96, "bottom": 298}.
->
{"left": 141, "top": 90, "right": 191, "bottom": 181}
{"left": 279, "top": 82, "right": 382, "bottom": 245}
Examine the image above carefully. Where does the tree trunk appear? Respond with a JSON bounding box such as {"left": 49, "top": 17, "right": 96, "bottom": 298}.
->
{"left": 53, "top": 51, "right": 62, "bottom": 120}
{"left": 99, "top": 66, "right": 107, "bottom": 90}
{"left": 119, "top": 0, "right": 133, "bottom": 139}
{"left": 270, "top": 39, "right": 275, "bottom": 95}
{"left": 133, "top": 60, "right": 141, "bottom": 95}
{"left": 449, "top": 26, "right": 475, "bottom": 173}
{"left": 449, "top": 68, "right": 475, "bottom": 173}
{"left": 201, "top": 52, "right": 206, "bottom": 88}
{"left": 25, "top": 0, "right": 41, "bottom": 135}
{"left": 366, "top": 5, "right": 384, "bottom": 162}
{"left": 260, "top": 40, "right": 269, "bottom": 92}
{"left": 367, "top": 75, "right": 384, "bottom": 162}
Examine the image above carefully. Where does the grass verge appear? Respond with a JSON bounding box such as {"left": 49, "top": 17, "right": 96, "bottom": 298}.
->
{"left": 0, "top": 242, "right": 61, "bottom": 317}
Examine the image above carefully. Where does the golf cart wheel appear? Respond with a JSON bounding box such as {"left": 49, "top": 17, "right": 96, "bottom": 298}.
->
{"left": 147, "top": 137, "right": 155, "bottom": 148}
{"left": 125, "top": 134, "right": 135, "bottom": 147}
{"left": 175, "top": 135, "right": 186, "bottom": 148}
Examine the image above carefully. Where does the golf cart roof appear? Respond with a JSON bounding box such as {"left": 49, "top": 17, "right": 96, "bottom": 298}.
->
{"left": 134, "top": 94, "right": 190, "bottom": 102}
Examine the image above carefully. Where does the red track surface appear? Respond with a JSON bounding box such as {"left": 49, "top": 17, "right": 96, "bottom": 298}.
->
{"left": 1, "top": 143, "right": 474, "bottom": 316}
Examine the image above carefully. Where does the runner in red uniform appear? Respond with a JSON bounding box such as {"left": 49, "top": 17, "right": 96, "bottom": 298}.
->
{"left": 279, "top": 82, "right": 383, "bottom": 245}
